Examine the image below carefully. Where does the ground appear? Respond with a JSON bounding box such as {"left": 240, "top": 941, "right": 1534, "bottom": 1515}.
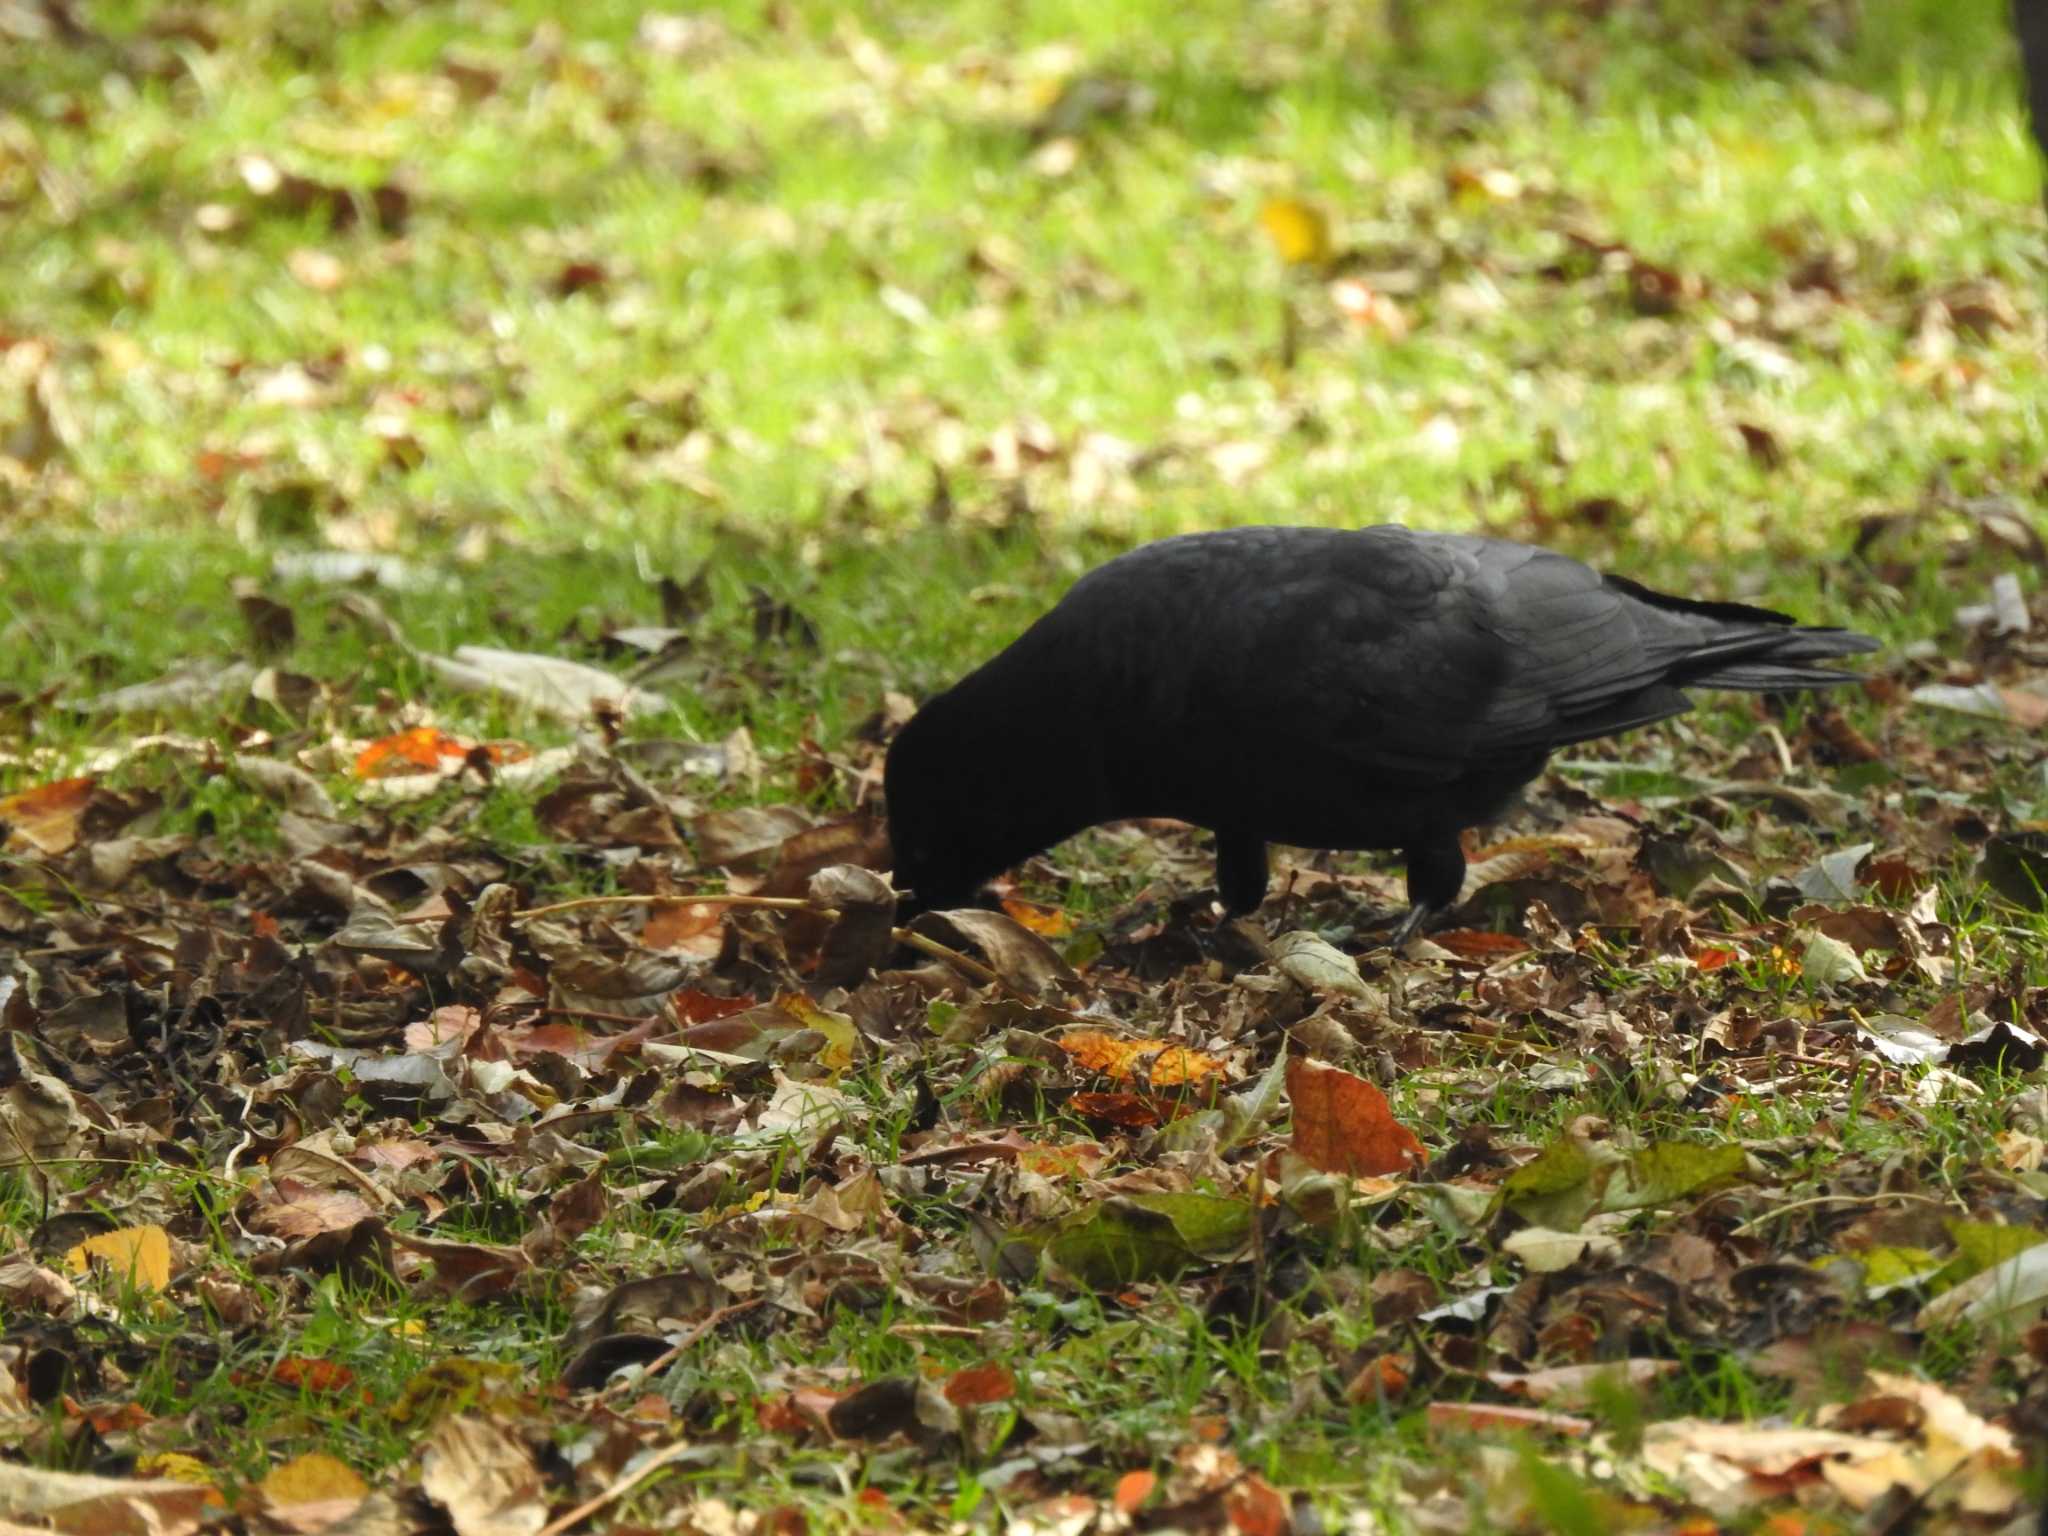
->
{"left": 1, "top": 0, "right": 2047, "bottom": 1531}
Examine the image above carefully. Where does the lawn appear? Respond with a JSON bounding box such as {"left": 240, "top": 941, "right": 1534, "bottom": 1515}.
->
{"left": 1, "top": 0, "right": 2046, "bottom": 1530}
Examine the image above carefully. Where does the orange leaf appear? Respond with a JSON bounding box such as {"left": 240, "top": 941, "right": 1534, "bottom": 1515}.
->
{"left": 1226, "top": 1474, "right": 1289, "bottom": 1536}
{"left": 354, "top": 727, "right": 469, "bottom": 778}
{"left": 646, "top": 903, "right": 729, "bottom": 957}
{"left": 269, "top": 1357, "right": 359, "bottom": 1394}
{"left": 1057, "top": 1029, "right": 1227, "bottom": 1086}
{"left": 80, "top": 1402, "right": 153, "bottom": 1433}
{"left": 1068, "top": 1091, "right": 1165, "bottom": 1128}
{"left": 1016, "top": 1142, "right": 1107, "bottom": 1179}
{"left": 1002, "top": 896, "right": 1072, "bottom": 936}
{"left": 756, "top": 1395, "right": 809, "bottom": 1435}
{"left": 1430, "top": 929, "right": 1529, "bottom": 962}
{"left": 1287, "top": 1058, "right": 1425, "bottom": 1176}
{"left": 943, "top": 1362, "right": 1016, "bottom": 1407}
{"left": 1345, "top": 1353, "right": 1413, "bottom": 1402}
{"left": 0, "top": 774, "right": 95, "bottom": 855}
{"left": 1113, "top": 1470, "right": 1156, "bottom": 1515}
{"left": 1425, "top": 1401, "right": 1593, "bottom": 1438}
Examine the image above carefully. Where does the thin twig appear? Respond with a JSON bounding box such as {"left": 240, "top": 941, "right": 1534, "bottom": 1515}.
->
{"left": 510, "top": 892, "right": 1014, "bottom": 992}
{"left": 534, "top": 1438, "right": 701, "bottom": 1536}
{"left": 543, "top": 1008, "right": 670, "bottom": 1028}
{"left": 513, "top": 892, "right": 815, "bottom": 921}
{"left": 1731, "top": 1190, "right": 1952, "bottom": 1236}
{"left": 886, "top": 1322, "right": 987, "bottom": 1340}
{"left": 1248, "top": 1153, "right": 1268, "bottom": 1309}
{"left": 595, "top": 1297, "right": 767, "bottom": 1402}
{"left": 892, "top": 925, "right": 1005, "bottom": 989}
{"left": 221, "top": 1088, "right": 257, "bottom": 1182}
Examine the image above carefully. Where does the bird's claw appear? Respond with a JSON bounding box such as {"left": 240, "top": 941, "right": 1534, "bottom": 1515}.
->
{"left": 1381, "top": 903, "right": 1433, "bottom": 953}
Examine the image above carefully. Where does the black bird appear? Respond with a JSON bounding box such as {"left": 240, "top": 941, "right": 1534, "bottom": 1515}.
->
{"left": 885, "top": 525, "right": 1877, "bottom": 945}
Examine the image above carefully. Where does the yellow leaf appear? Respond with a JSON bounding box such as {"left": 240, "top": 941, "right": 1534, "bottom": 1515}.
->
{"left": 262, "top": 1451, "right": 369, "bottom": 1510}
{"left": 1056, "top": 1029, "right": 1228, "bottom": 1086}
{"left": 135, "top": 1452, "right": 217, "bottom": 1487}
{"left": 778, "top": 993, "right": 856, "bottom": 1074}
{"left": 65, "top": 1224, "right": 172, "bottom": 1292}
{"left": 1259, "top": 197, "right": 1332, "bottom": 266}
{"left": 1002, "top": 896, "right": 1072, "bottom": 937}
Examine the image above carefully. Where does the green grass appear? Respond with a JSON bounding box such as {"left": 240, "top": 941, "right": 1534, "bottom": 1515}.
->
{"left": 2, "top": 0, "right": 2047, "bottom": 1528}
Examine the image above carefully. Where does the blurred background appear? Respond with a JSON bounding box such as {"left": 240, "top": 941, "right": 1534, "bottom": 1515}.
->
{"left": 0, "top": 0, "right": 2039, "bottom": 709}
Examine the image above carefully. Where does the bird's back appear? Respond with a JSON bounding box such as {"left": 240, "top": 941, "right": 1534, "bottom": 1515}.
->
{"left": 971, "top": 524, "right": 1870, "bottom": 847}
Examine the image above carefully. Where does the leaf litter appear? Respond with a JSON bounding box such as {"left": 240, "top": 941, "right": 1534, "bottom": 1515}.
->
{"left": 3, "top": 5, "right": 2048, "bottom": 1533}
{"left": 1, "top": 558, "right": 2045, "bottom": 1533}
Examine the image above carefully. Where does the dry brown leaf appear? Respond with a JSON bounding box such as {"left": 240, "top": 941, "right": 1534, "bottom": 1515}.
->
{"left": 418, "top": 1413, "right": 547, "bottom": 1536}
{"left": 910, "top": 907, "right": 1079, "bottom": 996}
{"left": 0, "top": 774, "right": 94, "bottom": 854}
{"left": 257, "top": 1452, "right": 369, "bottom": 1534}
{"left": 0, "top": 1463, "right": 212, "bottom": 1536}
{"left": 246, "top": 1180, "right": 379, "bottom": 1240}
{"left": 1286, "top": 1058, "right": 1425, "bottom": 1177}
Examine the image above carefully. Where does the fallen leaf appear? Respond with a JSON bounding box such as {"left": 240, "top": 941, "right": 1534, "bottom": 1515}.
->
{"left": 418, "top": 1413, "right": 547, "bottom": 1536}
{"left": 1113, "top": 1470, "right": 1155, "bottom": 1514}
{"left": 0, "top": 775, "right": 94, "bottom": 854}
{"left": 943, "top": 1362, "right": 1015, "bottom": 1407}
{"left": 1269, "top": 931, "right": 1376, "bottom": 999}
{"left": 1286, "top": 1058, "right": 1425, "bottom": 1177}
{"left": 258, "top": 1452, "right": 369, "bottom": 1532}
{"left": 1425, "top": 1402, "right": 1593, "bottom": 1438}
{"left": 63, "top": 1225, "right": 171, "bottom": 1292}
{"left": 1259, "top": 196, "right": 1332, "bottom": 265}
{"left": 1056, "top": 1029, "right": 1228, "bottom": 1087}
{"left": 286, "top": 247, "right": 346, "bottom": 291}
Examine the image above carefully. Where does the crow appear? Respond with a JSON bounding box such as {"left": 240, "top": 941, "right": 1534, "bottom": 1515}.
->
{"left": 885, "top": 525, "right": 1877, "bottom": 946}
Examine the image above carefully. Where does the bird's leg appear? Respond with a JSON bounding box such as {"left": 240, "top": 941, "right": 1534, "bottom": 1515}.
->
{"left": 1214, "top": 828, "right": 1271, "bottom": 915}
{"left": 1384, "top": 901, "right": 1434, "bottom": 952}
{"left": 1383, "top": 833, "right": 1466, "bottom": 951}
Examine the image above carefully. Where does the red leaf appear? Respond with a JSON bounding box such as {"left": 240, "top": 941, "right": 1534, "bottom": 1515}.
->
{"left": 943, "top": 1362, "right": 1015, "bottom": 1407}
{"left": 1068, "top": 1092, "right": 1164, "bottom": 1128}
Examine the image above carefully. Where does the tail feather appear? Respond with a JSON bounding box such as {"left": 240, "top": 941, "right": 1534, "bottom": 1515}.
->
{"left": 1673, "top": 625, "right": 1878, "bottom": 691}
{"left": 1689, "top": 660, "right": 1872, "bottom": 691}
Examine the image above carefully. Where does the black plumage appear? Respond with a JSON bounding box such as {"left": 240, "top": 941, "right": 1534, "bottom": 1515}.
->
{"left": 885, "top": 525, "right": 1877, "bottom": 944}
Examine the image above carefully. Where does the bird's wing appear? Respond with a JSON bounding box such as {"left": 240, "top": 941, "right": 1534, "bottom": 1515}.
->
{"left": 1053, "top": 526, "right": 1842, "bottom": 784}
{"left": 1199, "top": 530, "right": 1543, "bottom": 779}
{"left": 1227, "top": 533, "right": 1727, "bottom": 773}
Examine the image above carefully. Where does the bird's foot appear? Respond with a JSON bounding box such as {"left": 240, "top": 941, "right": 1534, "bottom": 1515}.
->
{"left": 1380, "top": 902, "right": 1435, "bottom": 953}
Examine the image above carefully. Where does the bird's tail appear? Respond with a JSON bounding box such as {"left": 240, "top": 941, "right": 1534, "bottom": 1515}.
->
{"left": 1682, "top": 627, "right": 1879, "bottom": 692}
{"left": 1603, "top": 573, "right": 1879, "bottom": 692}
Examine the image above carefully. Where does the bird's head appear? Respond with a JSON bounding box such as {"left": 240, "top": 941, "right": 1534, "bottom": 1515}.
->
{"left": 885, "top": 662, "right": 1109, "bottom": 919}
{"left": 883, "top": 695, "right": 990, "bottom": 918}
